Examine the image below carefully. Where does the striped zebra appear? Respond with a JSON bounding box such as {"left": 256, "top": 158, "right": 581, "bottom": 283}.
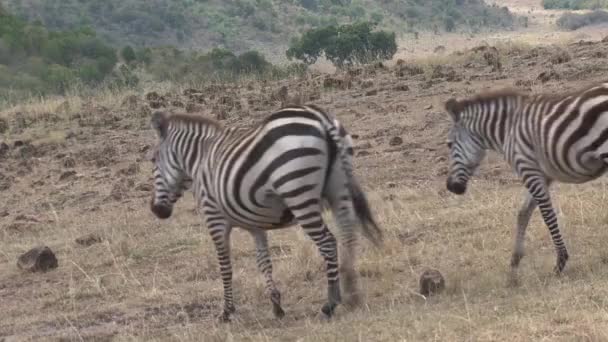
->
{"left": 444, "top": 81, "right": 608, "bottom": 277}
{"left": 147, "top": 105, "right": 383, "bottom": 321}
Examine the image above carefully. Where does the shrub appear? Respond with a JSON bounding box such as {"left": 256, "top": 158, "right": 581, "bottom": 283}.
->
{"left": 121, "top": 45, "right": 137, "bottom": 63}
{"left": 543, "top": 0, "right": 608, "bottom": 9}
{"left": 286, "top": 21, "right": 397, "bottom": 67}
{"left": 557, "top": 9, "right": 608, "bottom": 29}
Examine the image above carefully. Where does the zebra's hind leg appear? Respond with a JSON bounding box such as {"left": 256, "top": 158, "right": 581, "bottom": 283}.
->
{"left": 284, "top": 198, "right": 341, "bottom": 317}
{"left": 329, "top": 194, "right": 361, "bottom": 308}
{"left": 250, "top": 229, "right": 285, "bottom": 318}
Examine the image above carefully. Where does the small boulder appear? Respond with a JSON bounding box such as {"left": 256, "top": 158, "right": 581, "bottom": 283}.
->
{"left": 17, "top": 246, "right": 58, "bottom": 272}
{"left": 419, "top": 268, "right": 445, "bottom": 296}
{"left": 75, "top": 233, "right": 103, "bottom": 247}
{"left": 389, "top": 136, "right": 403, "bottom": 146}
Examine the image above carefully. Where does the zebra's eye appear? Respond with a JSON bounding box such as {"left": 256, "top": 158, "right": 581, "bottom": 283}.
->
{"left": 447, "top": 141, "right": 453, "bottom": 149}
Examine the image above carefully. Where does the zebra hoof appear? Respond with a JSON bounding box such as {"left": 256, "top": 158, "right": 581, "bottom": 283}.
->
{"left": 217, "top": 311, "right": 233, "bottom": 323}
{"left": 272, "top": 304, "right": 285, "bottom": 319}
{"left": 321, "top": 302, "right": 338, "bottom": 318}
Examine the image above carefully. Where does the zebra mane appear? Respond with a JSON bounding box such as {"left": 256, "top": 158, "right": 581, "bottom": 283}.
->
{"left": 446, "top": 88, "right": 527, "bottom": 118}
{"left": 168, "top": 112, "right": 223, "bottom": 129}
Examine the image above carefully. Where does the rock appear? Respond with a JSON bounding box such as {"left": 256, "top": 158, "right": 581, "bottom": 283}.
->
{"left": 360, "top": 79, "right": 374, "bottom": 89}
{"left": 0, "top": 117, "right": 8, "bottom": 134}
{"left": 365, "top": 89, "right": 378, "bottom": 96}
{"left": 17, "top": 246, "right": 58, "bottom": 272}
{"left": 0, "top": 142, "right": 8, "bottom": 158}
{"left": 63, "top": 157, "right": 76, "bottom": 168}
{"left": 135, "top": 183, "right": 153, "bottom": 192}
{"left": 393, "top": 84, "right": 410, "bottom": 92}
{"left": 386, "top": 182, "right": 397, "bottom": 188}
{"left": 424, "top": 104, "right": 433, "bottom": 110}
{"left": 419, "top": 269, "right": 445, "bottom": 296}
{"left": 59, "top": 170, "right": 77, "bottom": 181}
{"left": 389, "top": 136, "right": 403, "bottom": 146}
{"left": 602, "top": 35, "right": 608, "bottom": 43}
{"left": 75, "top": 233, "right": 103, "bottom": 247}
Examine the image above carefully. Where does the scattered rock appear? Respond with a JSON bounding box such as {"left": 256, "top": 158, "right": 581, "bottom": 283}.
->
{"left": 117, "top": 163, "right": 139, "bottom": 176}
{"left": 360, "top": 79, "right": 374, "bottom": 89}
{"left": 424, "top": 104, "right": 433, "bottom": 110}
{"left": 549, "top": 49, "right": 571, "bottom": 65}
{"left": 0, "top": 142, "right": 8, "bottom": 158}
{"left": 365, "top": 89, "right": 378, "bottom": 96}
{"left": 537, "top": 69, "right": 560, "bottom": 83}
{"left": 393, "top": 84, "right": 410, "bottom": 92}
{"left": 394, "top": 64, "right": 424, "bottom": 77}
{"left": 357, "top": 150, "right": 371, "bottom": 157}
{"left": 75, "top": 233, "right": 103, "bottom": 247}
{"left": 419, "top": 269, "right": 445, "bottom": 296}
{"left": 389, "top": 137, "right": 403, "bottom": 146}
{"left": 323, "top": 76, "right": 352, "bottom": 90}
{"left": 63, "top": 157, "right": 76, "bottom": 168}
{"left": 0, "top": 117, "right": 8, "bottom": 134}
{"left": 386, "top": 182, "right": 397, "bottom": 188}
{"left": 135, "top": 183, "right": 153, "bottom": 192}
{"left": 17, "top": 246, "right": 58, "bottom": 272}
{"left": 602, "top": 35, "right": 608, "bottom": 43}
{"left": 59, "top": 170, "right": 77, "bottom": 181}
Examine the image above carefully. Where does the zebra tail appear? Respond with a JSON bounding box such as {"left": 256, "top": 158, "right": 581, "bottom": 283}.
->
{"left": 317, "top": 109, "right": 384, "bottom": 247}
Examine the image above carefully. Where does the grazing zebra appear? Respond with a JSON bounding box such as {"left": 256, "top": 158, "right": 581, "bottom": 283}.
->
{"left": 147, "top": 105, "right": 383, "bottom": 321}
{"left": 443, "top": 81, "right": 608, "bottom": 277}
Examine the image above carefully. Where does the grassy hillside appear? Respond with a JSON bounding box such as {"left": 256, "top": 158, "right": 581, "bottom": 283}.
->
{"left": 1, "top": 0, "right": 519, "bottom": 53}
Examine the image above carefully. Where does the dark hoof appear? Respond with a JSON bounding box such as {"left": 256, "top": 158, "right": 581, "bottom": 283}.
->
{"left": 217, "top": 311, "right": 232, "bottom": 323}
{"left": 321, "top": 302, "right": 338, "bottom": 318}
{"left": 554, "top": 250, "right": 569, "bottom": 275}
{"left": 272, "top": 304, "right": 285, "bottom": 319}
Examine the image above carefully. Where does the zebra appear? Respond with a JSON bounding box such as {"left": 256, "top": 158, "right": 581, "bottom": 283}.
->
{"left": 146, "top": 105, "right": 383, "bottom": 321}
{"left": 443, "top": 81, "right": 608, "bottom": 278}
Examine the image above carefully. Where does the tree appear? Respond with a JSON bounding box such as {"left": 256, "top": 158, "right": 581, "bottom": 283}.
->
{"left": 286, "top": 21, "right": 397, "bottom": 67}
{"left": 121, "top": 45, "right": 136, "bottom": 64}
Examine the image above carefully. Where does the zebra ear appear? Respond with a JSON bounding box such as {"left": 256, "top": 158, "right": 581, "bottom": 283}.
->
{"left": 151, "top": 111, "right": 168, "bottom": 138}
{"left": 444, "top": 98, "right": 462, "bottom": 122}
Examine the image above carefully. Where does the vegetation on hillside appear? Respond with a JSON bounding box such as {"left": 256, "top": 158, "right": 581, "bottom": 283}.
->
{"left": 543, "top": 0, "right": 608, "bottom": 9}
{"left": 286, "top": 21, "right": 397, "bottom": 67}
{"left": 556, "top": 9, "right": 608, "bottom": 30}
{"left": 0, "top": 4, "right": 303, "bottom": 103}
{"left": 1, "top": 0, "right": 522, "bottom": 52}
{"left": 0, "top": 4, "right": 118, "bottom": 100}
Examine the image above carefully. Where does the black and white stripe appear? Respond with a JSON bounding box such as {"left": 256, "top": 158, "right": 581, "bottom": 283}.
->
{"left": 147, "top": 105, "right": 382, "bottom": 321}
{"left": 444, "top": 82, "right": 608, "bottom": 277}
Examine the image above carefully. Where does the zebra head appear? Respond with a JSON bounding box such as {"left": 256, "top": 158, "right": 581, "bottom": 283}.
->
{"left": 148, "top": 111, "right": 193, "bottom": 219}
{"left": 444, "top": 98, "right": 486, "bottom": 195}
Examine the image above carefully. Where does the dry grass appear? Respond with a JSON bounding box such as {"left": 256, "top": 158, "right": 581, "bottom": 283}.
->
{"left": 4, "top": 176, "right": 608, "bottom": 341}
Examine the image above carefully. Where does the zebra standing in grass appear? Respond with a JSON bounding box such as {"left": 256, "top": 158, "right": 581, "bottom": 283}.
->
{"left": 444, "top": 81, "right": 608, "bottom": 277}
{"left": 147, "top": 105, "right": 383, "bottom": 321}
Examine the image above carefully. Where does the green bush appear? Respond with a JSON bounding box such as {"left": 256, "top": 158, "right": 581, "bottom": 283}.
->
{"left": 0, "top": 7, "right": 118, "bottom": 100}
{"left": 286, "top": 21, "right": 397, "bottom": 67}
{"left": 543, "top": 0, "right": 608, "bottom": 9}
{"left": 556, "top": 9, "right": 608, "bottom": 29}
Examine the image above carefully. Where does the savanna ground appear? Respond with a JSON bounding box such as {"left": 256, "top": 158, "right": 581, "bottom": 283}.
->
{"left": 3, "top": 1, "right": 608, "bottom": 341}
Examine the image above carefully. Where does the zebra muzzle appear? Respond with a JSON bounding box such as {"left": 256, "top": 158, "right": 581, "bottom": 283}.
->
{"left": 446, "top": 180, "right": 467, "bottom": 195}
{"left": 151, "top": 203, "right": 173, "bottom": 219}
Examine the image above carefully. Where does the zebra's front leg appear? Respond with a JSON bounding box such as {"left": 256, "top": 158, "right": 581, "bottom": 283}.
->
{"left": 523, "top": 177, "right": 568, "bottom": 274}
{"left": 508, "top": 192, "right": 536, "bottom": 285}
{"left": 208, "top": 222, "right": 236, "bottom": 322}
{"left": 250, "top": 229, "right": 285, "bottom": 318}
